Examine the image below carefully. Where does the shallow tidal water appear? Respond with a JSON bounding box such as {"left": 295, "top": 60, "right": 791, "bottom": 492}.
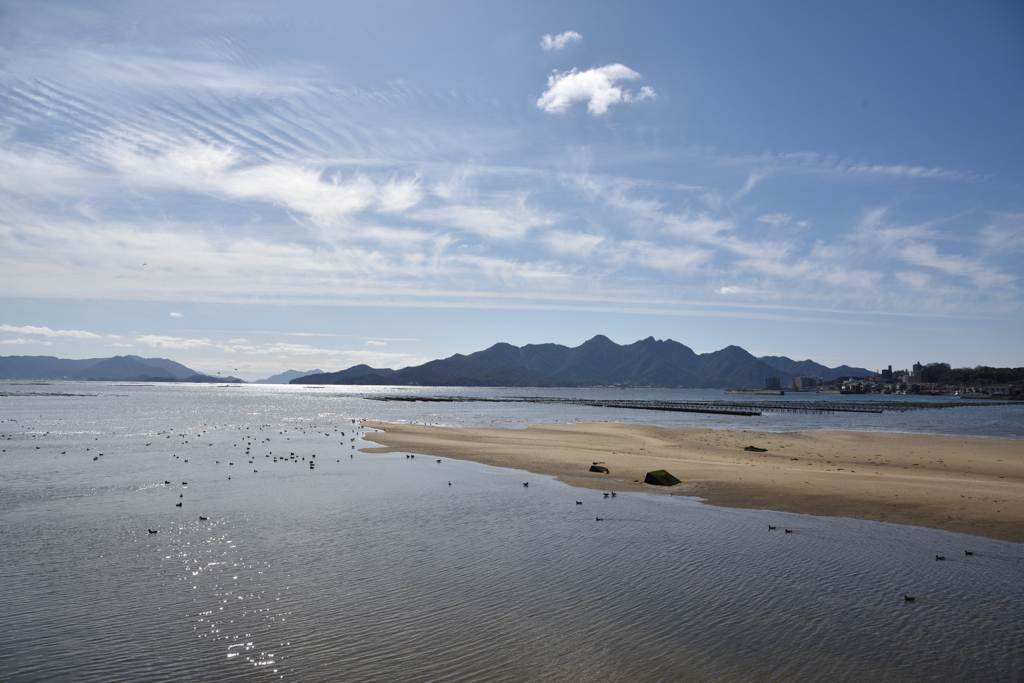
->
{"left": 0, "top": 383, "right": 1022, "bottom": 681}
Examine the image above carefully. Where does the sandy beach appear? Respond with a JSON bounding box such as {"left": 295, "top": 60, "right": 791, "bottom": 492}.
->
{"left": 362, "top": 421, "right": 1024, "bottom": 544}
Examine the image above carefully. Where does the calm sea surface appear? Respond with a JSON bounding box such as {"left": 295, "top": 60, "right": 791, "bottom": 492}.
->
{"left": 1, "top": 383, "right": 1022, "bottom": 681}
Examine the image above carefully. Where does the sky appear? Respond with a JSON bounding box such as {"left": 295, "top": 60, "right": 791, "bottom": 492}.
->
{"left": 1, "top": 0, "right": 1022, "bottom": 380}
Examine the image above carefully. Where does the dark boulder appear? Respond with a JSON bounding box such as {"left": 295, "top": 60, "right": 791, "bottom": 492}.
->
{"left": 644, "top": 469, "right": 681, "bottom": 486}
{"left": 589, "top": 465, "right": 610, "bottom": 473}
{"left": 744, "top": 446, "right": 767, "bottom": 452}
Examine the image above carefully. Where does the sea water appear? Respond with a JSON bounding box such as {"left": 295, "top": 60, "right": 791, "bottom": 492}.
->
{"left": 0, "top": 382, "right": 1021, "bottom": 681}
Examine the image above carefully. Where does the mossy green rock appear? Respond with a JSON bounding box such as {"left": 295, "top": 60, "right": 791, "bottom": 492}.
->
{"left": 589, "top": 465, "right": 609, "bottom": 474}
{"left": 644, "top": 469, "right": 681, "bottom": 486}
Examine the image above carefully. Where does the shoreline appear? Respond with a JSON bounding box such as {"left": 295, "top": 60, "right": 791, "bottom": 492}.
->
{"left": 361, "top": 421, "right": 1024, "bottom": 544}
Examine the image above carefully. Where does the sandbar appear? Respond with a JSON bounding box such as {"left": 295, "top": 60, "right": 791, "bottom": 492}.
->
{"left": 362, "top": 421, "right": 1024, "bottom": 544}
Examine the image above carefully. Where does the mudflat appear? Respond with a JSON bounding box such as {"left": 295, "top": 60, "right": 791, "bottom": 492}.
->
{"left": 362, "top": 421, "right": 1024, "bottom": 544}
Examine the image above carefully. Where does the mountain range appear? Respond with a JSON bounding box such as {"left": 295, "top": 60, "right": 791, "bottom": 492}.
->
{"left": 0, "top": 355, "right": 242, "bottom": 383}
{"left": 291, "top": 336, "right": 873, "bottom": 389}
{"left": 252, "top": 369, "right": 325, "bottom": 384}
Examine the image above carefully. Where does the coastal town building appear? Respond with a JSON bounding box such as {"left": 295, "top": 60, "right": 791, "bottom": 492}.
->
{"left": 793, "top": 376, "right": 817, "bottom": 390}
{"left": 765, "top": 376, "right": 781, "bottom": 390}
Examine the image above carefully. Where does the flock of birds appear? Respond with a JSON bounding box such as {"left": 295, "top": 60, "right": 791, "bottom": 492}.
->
{"left": 3, "top": 416, "right": 979, "bottom": 606}
{"left": 129, "top": 419, "right": 364, "bottom": 532}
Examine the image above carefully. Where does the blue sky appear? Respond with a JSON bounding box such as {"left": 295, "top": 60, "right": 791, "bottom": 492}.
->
{"left": 1, "top": 0, "right": 1022, "bottom": 380}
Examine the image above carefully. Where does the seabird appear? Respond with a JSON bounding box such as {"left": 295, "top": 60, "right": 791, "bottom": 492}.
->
{"left": 523, "top": 482, "right": 529, "bottom": 487}
{"left": 175, "top": 502, "right": 182, "bottom": 507}
{"left": 603, "top": 493, "right": 609, "bottom": 498}
{"left": 148, "top": 529, "right": 158, "bottom": 534}
{"left": 784, "top": 529, "right": 793, "bottom": 533}
{"left": 199, "top": 516, "right": 208, "bottom": 521}
{"left": 611, "top": 492, "right": 617, "bottom": 497}
{"left": 904, "top": 595, "right": 915, "bottom": 602}
{"left": 595, "top": 517, "right": 604, "bottom": 521}
{"left": 576, "top": 501, "right": 583, "bottom": 505}
{"left": 964, "top": 551, "right": 974, "bottom": 556}
{"left": 936, "top": 556, "right": 946, "bottom": 561}
{"left": 437, "top": 459, "right": 441, "bottom": 463}
{"left": 768, "top": 525, "right": 777, "bottom": 530}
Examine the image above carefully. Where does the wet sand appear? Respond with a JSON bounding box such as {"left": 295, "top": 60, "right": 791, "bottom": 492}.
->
{"left": 362, "top": 421, "right": 1024, "bottom": 544}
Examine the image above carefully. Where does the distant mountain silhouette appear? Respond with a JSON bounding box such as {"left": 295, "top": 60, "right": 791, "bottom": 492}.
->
{"left": 758, "top": 356, "right": 872, "bottom": 381}
{"left": 0, "top": 355, "right": 240, "bottom": 382}
{"left": 292, "top": 364, "right": 396, "bottom": 384}
{"left": 292, "top": 336, "right": 871, "bottom": 388}
{"left": 253, "top": 369, "right": 325, "bottom": 384}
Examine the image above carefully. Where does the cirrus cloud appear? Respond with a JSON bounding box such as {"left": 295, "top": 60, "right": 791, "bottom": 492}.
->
{"left": 0, "top": 324, "right": 104, "bottom": 339}
{"left": 136, "top": 335, "right": 211, "bottom": 349}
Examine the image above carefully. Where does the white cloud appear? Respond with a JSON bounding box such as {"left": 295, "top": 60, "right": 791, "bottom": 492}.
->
{"left": 415, "top": 199, "right": 554, "bottom": 240}
{"left": 365, "top": 340, "right": 387, "bottom": 346}
{"left": 136, "top": 335, "right": 211, "bottom": 349}
{"left": 377, "top": 176, "right": 424, "bottom": 213}
{"left": 537, "top": 64, "right": 655, "bottom": 115}
{"left": 0, "top": 324, "right": 103, "bottom": 339}
{"left": 663, "top": 213, "right": 734, "bottom": 240}
{"left": 170, "top": 312, "right": 183, "bottom": 317}
{"left": 542, "top": 231, "right": 604, "bottom": 255}
{"left": 757, "top": 214, "right": 792, "bottom": 227}
{"left": 540, "top": 31, "right": 582, "bottom": 51}
{"left": 895, "top": 272, "right": 932, "bottom": 289}
{"left": 619, "top": 241, "right": 709, "bottom": 273}
{"left": 716, "top": 286, "right": 741, "bottom": 294}
{"left": 103, "top": 142, "right": 423, "bottom": 224}
{"left": 1, "top": 338, "right": 51, "bottom": 345}
{"left": 843, "top": 163, "right": 968, "bottom": 180}
{"left": 980, "top": 213, "right": 1024, "bottom": 253}
{"left": 899, "top": 243, "right": 1015, "bottom": 289}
